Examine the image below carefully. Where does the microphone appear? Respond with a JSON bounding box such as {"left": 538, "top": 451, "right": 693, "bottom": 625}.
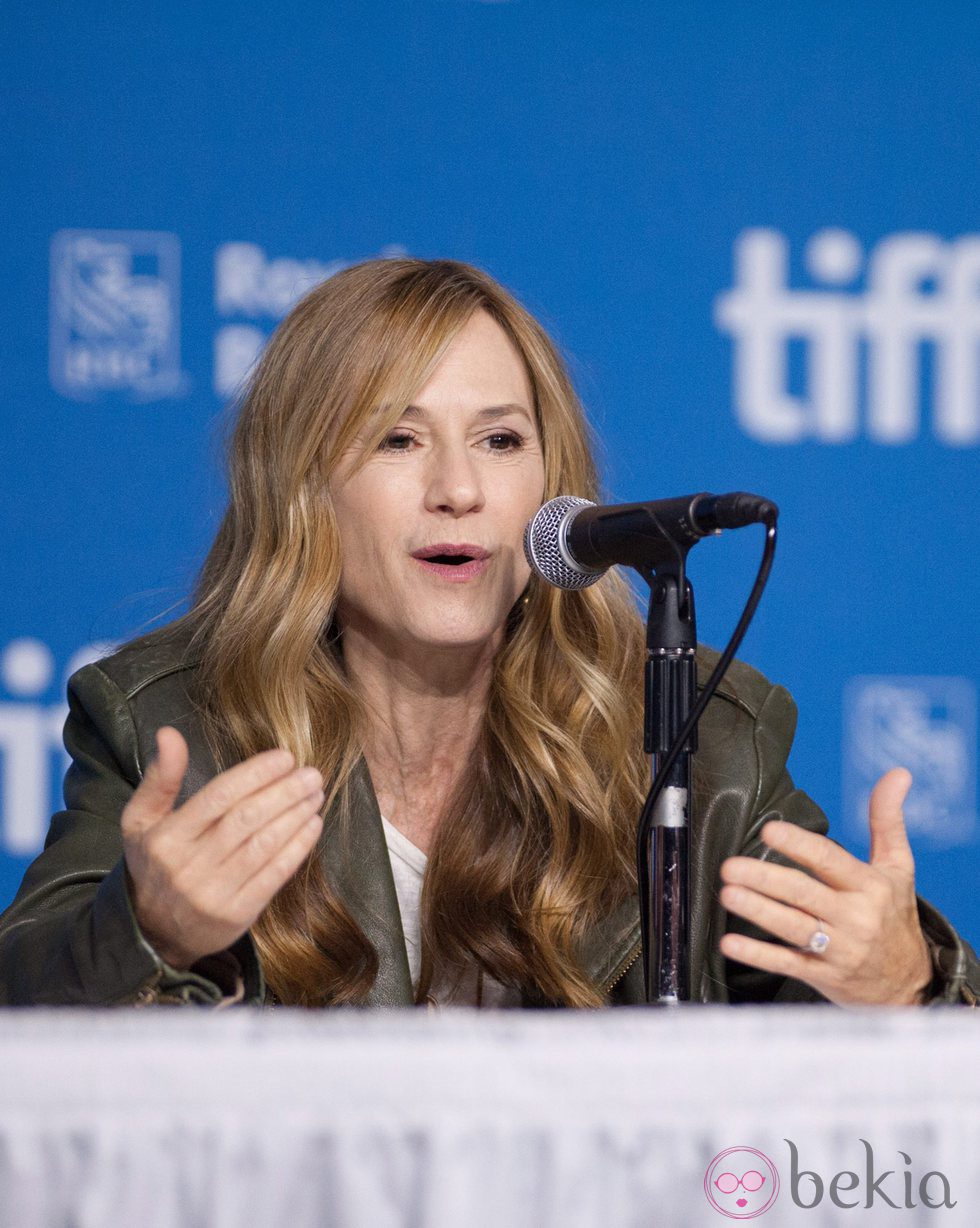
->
{"left": 523, "top": 492, "right": 777, "bottom": 589}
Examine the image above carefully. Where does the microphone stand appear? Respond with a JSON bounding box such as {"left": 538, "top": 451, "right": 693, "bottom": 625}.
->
{"left": 637, "top": 557, "right": 697, "bottom": 1005}
{"left": 523, "top": 487, "right": 779, "bottom": 1006}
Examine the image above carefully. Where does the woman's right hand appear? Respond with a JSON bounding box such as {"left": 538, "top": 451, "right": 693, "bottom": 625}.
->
{"left": 121, "top": 726, "right": 325, "bottom": 970}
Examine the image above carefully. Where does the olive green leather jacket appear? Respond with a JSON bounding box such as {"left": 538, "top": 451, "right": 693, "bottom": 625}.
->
{"left": 1, "top": 626, "right": 977, "bottom": 1008}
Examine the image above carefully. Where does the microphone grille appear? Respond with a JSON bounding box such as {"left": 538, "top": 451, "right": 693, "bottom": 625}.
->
{"left": 523, "top": 496, "right": 603, "bottom": 590}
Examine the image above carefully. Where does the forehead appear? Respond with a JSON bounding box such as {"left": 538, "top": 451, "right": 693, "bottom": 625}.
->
{"left": 410, "top": 310, "right": 533, "bottom": 411}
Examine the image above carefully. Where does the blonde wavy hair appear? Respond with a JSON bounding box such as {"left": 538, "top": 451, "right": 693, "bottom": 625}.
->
{"left": 183, "top": 257, "right": 648, "bottom": 1007}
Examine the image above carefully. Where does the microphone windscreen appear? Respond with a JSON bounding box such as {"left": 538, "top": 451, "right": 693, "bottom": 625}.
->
{"left": 523, "top": 496, "right": 604, "bottom": 590}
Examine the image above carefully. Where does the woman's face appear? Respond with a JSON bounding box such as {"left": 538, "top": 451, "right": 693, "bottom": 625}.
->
{"left": 331, "top": 310, "right": 546, "bottom": 660}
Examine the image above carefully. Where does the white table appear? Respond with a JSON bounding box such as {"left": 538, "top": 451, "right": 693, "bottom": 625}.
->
{"left": 0, "top": 1007, "right": 977, "bottom": 1227}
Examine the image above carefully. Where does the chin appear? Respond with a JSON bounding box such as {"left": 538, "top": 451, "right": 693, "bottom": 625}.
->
{"left": 417, "top": 628, "right": 501, "bottom": 652}
{"left": 408, "top": 614, "right": 506, "bottom": 653}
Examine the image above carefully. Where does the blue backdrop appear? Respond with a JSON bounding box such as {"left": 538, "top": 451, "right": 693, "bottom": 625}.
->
{"left": 2, "top": 2, "right": 978, "bottom": 944}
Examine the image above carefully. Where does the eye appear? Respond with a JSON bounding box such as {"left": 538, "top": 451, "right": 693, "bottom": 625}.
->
{"left": 378, "top": 431, "right": 416, "bottom": 452}
{"left": 484, "top": 431, "right": 524, "bottom": 451}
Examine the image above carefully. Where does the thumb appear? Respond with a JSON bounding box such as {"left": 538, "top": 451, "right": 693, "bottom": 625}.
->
{"left": 128, "top": 726, "right": 189, "bottom": 828}
{"left": 868, "top": 766, "right": 915, "bottom": 870}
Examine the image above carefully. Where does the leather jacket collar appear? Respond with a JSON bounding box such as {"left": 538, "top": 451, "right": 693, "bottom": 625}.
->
{"left": 327, "top": 760, "right": 642, "bottom": 1007}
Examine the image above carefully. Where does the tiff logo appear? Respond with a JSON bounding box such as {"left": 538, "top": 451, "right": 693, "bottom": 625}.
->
{"left": 714, "top": 228, "right": 980, "bottom": 445}
{"left": 0, "top": 639, "right": 113, "bottom": 856}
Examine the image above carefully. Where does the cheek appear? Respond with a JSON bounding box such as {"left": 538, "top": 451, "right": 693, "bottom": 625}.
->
{"left": 332, "top": 472, "right": 404, "bottom": 561}
{"left": 498, "top": 467, "right": 544, "bottom": 577}
{"left": 331, "top": 488, "right": 400, "bottom": 617}
{"left": 506, "top": 461, "right": 546, "bottom": 527}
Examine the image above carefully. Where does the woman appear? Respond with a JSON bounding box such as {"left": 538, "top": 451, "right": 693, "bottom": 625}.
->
{"left": 0, "top": 258, "right": 977, "bottom": 1008}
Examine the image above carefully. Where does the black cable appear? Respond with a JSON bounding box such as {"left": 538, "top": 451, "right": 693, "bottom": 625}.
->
{"left": 635, "top": 511, "right": 779, "bottom": 875}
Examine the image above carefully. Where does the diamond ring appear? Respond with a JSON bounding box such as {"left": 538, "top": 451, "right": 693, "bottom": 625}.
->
{"left": 804, "top": 925, "right": 830, "bottom": 955}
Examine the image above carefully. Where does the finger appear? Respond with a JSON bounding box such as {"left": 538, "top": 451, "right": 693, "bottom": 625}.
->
{"left": 164, "top": 747, "right": 298, "bottom": 839}
{"left": 208, "top": 771, "right": 324, "bottom": 865}
{"left": 226, "top": 812, "right": 324, "bottom": 921}
{"left": 125, "top": 727, "right": 189, "bottom": 833}
{"left": 217, "top": 791, "right": 324, "bottom": 881}
{"left": 757, "top": 821, "right": 866, "bottom": 891}
{"left": 868, "top": 767, "right": 915, "bottom": 871}
{"left": 719, "top": 929, "right": 825, "bottom": 992}
{"left": 720, "top": 882, "right": 829, "bottom": 950}
{"left": 720, "top": 856, "right": 842, "bottom": 924}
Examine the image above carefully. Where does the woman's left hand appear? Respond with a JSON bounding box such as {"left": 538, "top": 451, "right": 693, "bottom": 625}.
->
{"left": 717, "top": 767, "right": 933, "bottom": 1005}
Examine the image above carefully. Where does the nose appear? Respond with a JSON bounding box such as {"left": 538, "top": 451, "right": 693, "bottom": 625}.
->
{"left": 423, "top": 442, "right": 485, "bottom": 517}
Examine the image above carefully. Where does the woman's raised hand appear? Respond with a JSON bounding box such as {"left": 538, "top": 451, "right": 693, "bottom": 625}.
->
{"left": 121, "top": 726, "right": 325, "bottom": 970}
{"left": 718, "top": 768, "right": 933, "bottom": 1005}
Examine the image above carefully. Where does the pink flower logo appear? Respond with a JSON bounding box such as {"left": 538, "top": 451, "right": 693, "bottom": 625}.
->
{"left": 704, "top": 1146, "right": 780, "bottom": 1219}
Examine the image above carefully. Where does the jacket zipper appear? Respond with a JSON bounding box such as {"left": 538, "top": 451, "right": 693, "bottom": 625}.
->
{"left": 603, "top": 941, "right": 642, "bottom": 994}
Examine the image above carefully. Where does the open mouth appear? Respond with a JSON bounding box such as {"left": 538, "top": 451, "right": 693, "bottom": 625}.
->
{"left": 411, "top": 544, "right": 491, "bottom": 580}
{"left": 425, "top": 553, "right": 476, "bottom": 566}
{"left": 412, "top": 544, "right": 490, "bottom": 563}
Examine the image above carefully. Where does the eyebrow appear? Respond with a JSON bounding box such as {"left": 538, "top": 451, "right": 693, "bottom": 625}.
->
{"left": 401, "top": 403, "right": 534, "bottom": 423}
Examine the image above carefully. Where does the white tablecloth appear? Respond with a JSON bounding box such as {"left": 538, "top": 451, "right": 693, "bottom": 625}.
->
{"left": 0, "top": 1007, "right": 977, "bottom": 1227}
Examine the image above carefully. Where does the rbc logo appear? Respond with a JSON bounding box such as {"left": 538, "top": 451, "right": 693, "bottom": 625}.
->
{"left": 715, "top": 228, "right": 980, "bottom": 445}
{"left": 49, "top": 229, "right": 187, "bottom": 401}
{"left": 0, "top": 638, "right": 114, "bottom": 856}
{"left": 843, "top": 676, "right": 977, "bottom": 846}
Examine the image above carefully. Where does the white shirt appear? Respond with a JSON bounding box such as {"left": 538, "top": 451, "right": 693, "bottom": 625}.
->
{"left": 380, "top": 814, "right": 522, "bottom": 1008}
